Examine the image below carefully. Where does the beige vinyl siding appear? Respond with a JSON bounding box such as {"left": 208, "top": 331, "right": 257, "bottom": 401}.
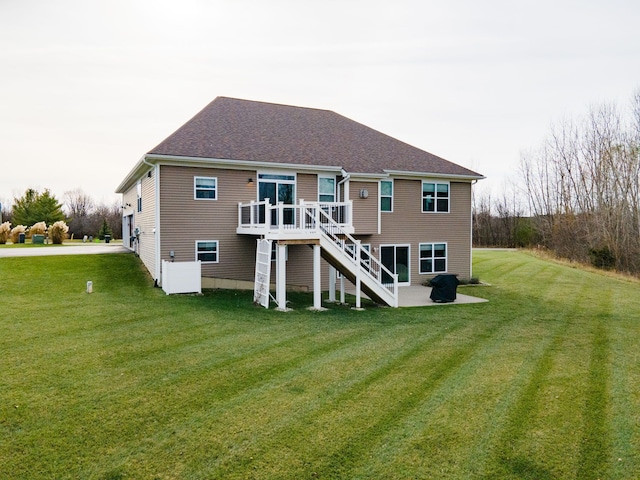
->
{"left": 350, "top": 180, "right": 378, "bottom": 234}
{"left": 376, "top": 180, "right": 472, "bottom": 283}
{"left": 155, "top": 166, "right": 473, "bottom": 293}
{"left": 135, "top": 170, "right": 157, "bottom": 279}
{"left": 159, "top": 165, "right": 258, "bottom": 282}
{"left": 296, "top": 173, "right": 316, "bottom": 203}
{"left": 159, "top": 167, "right": 338, "bottom": 290}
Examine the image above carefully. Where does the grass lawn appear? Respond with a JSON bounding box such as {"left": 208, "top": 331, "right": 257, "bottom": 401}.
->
{"left": 1, "top": 250, "right": 639, "bottom": 479}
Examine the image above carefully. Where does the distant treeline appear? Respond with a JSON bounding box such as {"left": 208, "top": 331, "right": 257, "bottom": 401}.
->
{"left": 1, "top": 188, "right": 122, "bottom": 240}
{"left": 474, "top": 90, "right": 640, "bottom": 276}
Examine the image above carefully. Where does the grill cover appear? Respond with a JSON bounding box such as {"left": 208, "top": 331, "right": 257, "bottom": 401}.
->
{"left": 429, "top": 274, "right": 460, "bottom": 303}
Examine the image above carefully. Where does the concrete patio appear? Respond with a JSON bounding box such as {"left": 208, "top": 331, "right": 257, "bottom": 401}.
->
{"left": 397, "top": 285, "right": 488, "bottom": 307}
{"left": 344, "top": 284, "right": 488, "bottom": 307}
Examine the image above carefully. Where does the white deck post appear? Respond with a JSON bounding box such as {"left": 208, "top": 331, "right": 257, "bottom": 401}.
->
{"left": 265, "top": 200, "right": 271, "bottom": 230}
{"left": 328, "top": 265, "right": 336, "bottom": 302}
{"left": 299, "top": 199, "right": 304, "bottom": 230}
{"left": 354, "top": 240, "right": 362, "bottom": 309}
{"left": 276, "top": 242, "right": 287, "bottom": 310}
{"left": 313, "top": 244, "right": 321, "bottom": 309}
{"left": 340, "top": 275, "right": 345, "bottom": 304}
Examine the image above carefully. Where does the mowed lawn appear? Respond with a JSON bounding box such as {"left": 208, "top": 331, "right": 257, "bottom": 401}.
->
{"left": 1, "top": 250, "right": 639, "bottom": 479}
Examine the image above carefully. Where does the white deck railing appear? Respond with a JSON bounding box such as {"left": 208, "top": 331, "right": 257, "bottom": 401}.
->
{"left": 237, "top": 199, "right": 353, "bottom": 235}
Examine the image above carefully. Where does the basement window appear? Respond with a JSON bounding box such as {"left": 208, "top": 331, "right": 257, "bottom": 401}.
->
{"left": 196, "top": 240, "right": 219, "bottom": 263}
{"left": 419, "top": 242, "right": 447, "bottom": 274}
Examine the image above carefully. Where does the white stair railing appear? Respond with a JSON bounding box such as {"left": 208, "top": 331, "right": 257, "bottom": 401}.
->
{"left": 304, "top": 203, "right": 398, "bottom": 307}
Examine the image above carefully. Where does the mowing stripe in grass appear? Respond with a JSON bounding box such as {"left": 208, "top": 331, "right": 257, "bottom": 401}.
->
{"left": 477, "top": 271, "right": 602, "bottom": 479}
{"left": 576, "top": 316, "right": 610, "bottom": 480}
{"left": 215, "top": 315, "right": 511, "bottom": 479}
{"left": 92, "top": 321, "right": 461, "bottom": 476}
{"left": 346, "top": 308, "right": 568, "bottom": 478}
{"left": 305, "top": 319, "right": 520, "bottom": 479}
{"left": 200, "top": 318, "right": 484, "bottom": 478}
{"left": 606, "top": 281, "right": 640, "bottom": 478}
{"left": 462, "top": 316, "right": 571, "bottom": 480}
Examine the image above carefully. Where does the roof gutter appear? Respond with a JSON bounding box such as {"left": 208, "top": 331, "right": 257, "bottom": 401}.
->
{"left": 146, "top": 153, "right": 344, "bottom": 174}
{"left": 383, "top": 169, "right": 485, "bottom": 181}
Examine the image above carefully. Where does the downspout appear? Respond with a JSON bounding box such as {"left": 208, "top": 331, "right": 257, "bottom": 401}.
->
{"left": 142, "top": 156, "right": 162, "bottom": 286}
{"left": 337, "top": 169, "right": 350, "bottom": 202}
{"left": 338, "top": 169, "right": 351, "bottom": 227}
{"left": 470, "top": 179, "right": 478, "bottom": 279}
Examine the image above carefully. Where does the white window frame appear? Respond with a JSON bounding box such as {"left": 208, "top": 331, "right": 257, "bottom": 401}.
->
{"left": 194, "top": 176, "right": 218, "bottom": 200}
{"left": 422, "top": 180, "right": 450, "bottom": 213}
{"left": 318, "top": 176, "right": 336, "bottom": 203}
{"left": 419, "top": 242, "right": 448, "bottom": 274}
{"left": 380, "top": 180, "right": 393, "bottom": 212}
{"left": 195, "top": 240, "right": 219, "bottom": 263}
{"left": 380, "top": 243, "right": 411, "bottom": 285}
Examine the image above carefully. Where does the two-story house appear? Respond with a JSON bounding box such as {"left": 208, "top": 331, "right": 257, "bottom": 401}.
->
{"left": 116, "top": 97, "right": 483, "bottom": 309}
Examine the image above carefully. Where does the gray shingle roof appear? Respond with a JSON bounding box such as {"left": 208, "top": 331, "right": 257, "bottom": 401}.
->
{"left": 148, "top": 97, "right": 482, "bottom": 178}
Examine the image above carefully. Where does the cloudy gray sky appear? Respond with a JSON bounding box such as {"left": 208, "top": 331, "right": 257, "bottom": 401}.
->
{"left": 1, "top": 0, "right": 639, "bottom": 208}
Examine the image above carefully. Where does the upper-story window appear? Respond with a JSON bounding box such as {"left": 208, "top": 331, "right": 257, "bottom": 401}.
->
{"left": 136, "top": 180, "right": 142, "bottom": 212}
{"left": 318, "top": 176, "right": 336, "bottom": 202}
{"left": 422, "top": 181, "right": 449, "bottom": 213}
{"left": 194, "top": 176, "right": 218, "bottom": 200}
{"left": 380, "top": 180, "right": 393, "bottom": 212}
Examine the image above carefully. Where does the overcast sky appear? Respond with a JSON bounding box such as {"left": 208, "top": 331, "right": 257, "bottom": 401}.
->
{"left": 1, "top": 0, "right": 639, "bottom": 209}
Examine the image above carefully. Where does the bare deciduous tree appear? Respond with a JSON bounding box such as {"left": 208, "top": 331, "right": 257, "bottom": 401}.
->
{"left": 518, "top": 90, "right": 640, "bottom": 274}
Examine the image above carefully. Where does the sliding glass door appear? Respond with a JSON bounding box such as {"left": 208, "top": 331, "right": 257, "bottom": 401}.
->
{"left": 380, "top": 245, "right": 410, "bottom": 285}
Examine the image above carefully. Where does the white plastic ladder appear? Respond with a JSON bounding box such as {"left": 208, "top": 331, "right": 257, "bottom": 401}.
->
{"left": 254, "top": 238, "right": 272, "bottom": 308}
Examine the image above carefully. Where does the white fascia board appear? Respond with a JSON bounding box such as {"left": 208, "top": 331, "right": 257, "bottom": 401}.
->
{"left": 115, "top": 155, "right": 152, "bottom": 193}
{"left": 145, "top": 154, "right": 344, "bottom": 175}
{"left": 343, "top": 172, "right": 389, "bottom": 181}
{"left": 383, "top": 169, "right": 485, "bottom": 182}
